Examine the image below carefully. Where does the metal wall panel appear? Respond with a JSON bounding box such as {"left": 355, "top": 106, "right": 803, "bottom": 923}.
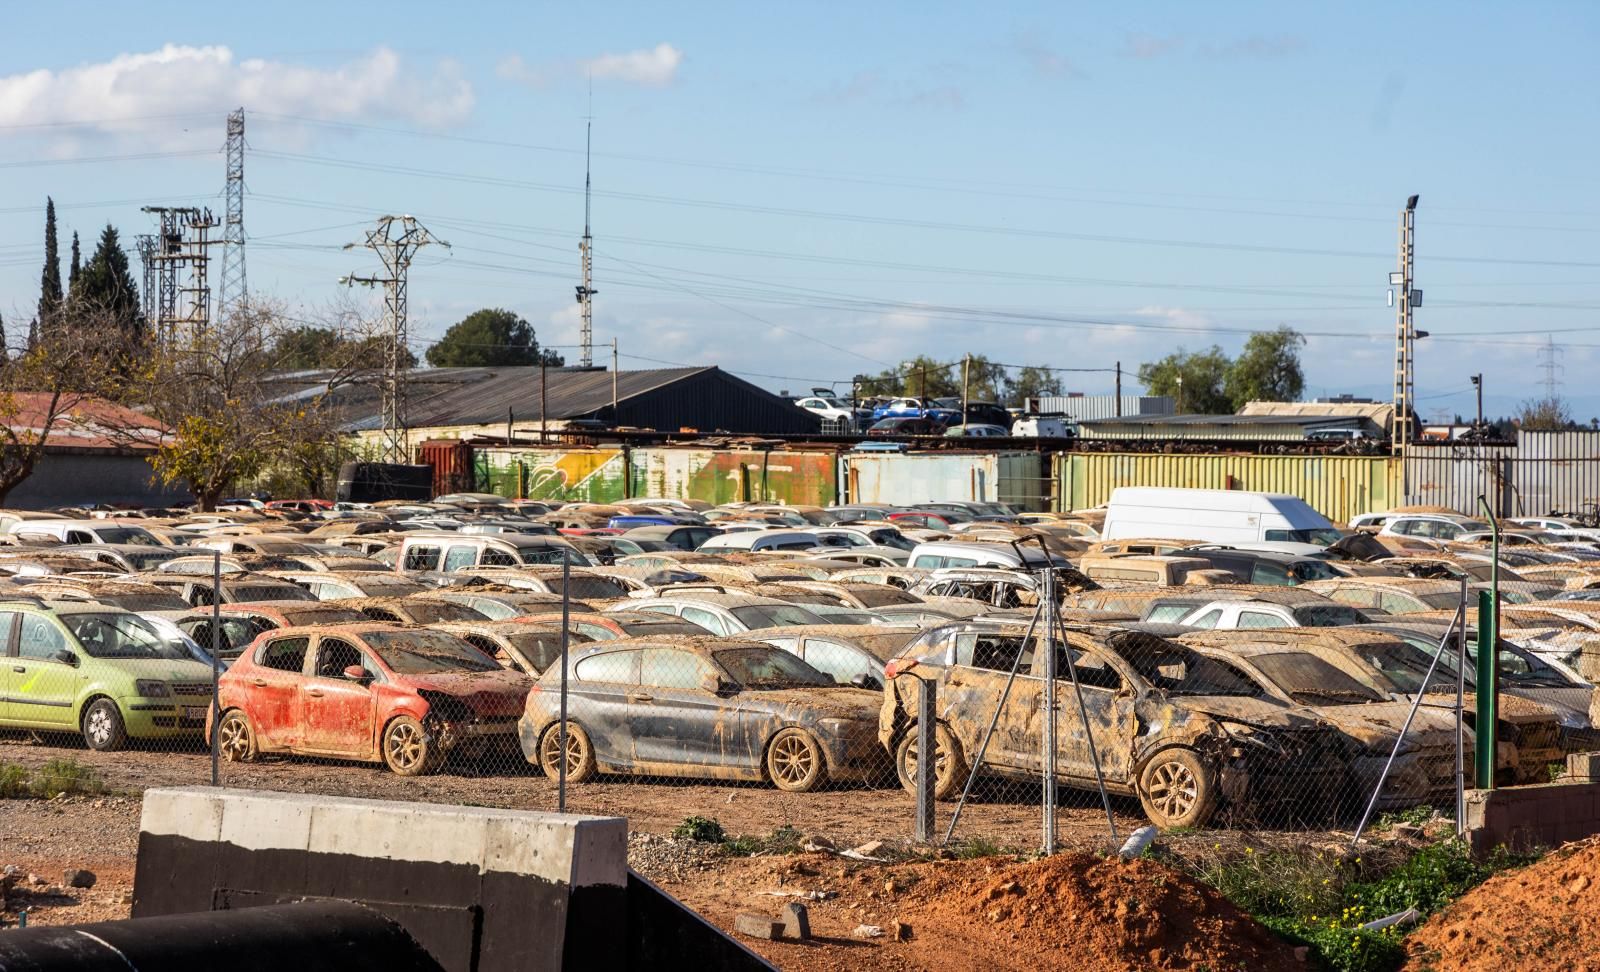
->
{"left": 1403, "top": 434, "right": 1600, "bottom": 517}
{"left": 474, "top": 447, "right": 628, "bottom": 503}
{"left": 843, "top": 452, "right": 1048, "bottom": 510}
{"left": 1031, "top": 395, "right": 1174, "bottom": 421}
{"left": 1057, "top": 452, "right": 1400, "bottom": 523}
{"left": 631, "top": 449, "right": 836, "bottom": 506}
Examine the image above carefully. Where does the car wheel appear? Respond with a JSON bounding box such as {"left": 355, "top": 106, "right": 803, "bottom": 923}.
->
{"left": 1138, "top": 748, "right": 1218, "bottom": 829}
{"left": 217, "top": 710, "right": 258, "bottom": 763}
{"left": 82, "top": 698, "right": 128, "bottom": 752}
{"left": 383, "top": 716, "right": 442, "bottom": 776}
{"left": 538, "top": 721, "right": 597, "bottom": 783}
{"left": 767, "top": 728, "right": 826, "bottom": 792}
{"left": 895, "top": 723, "right": 969, "bottom": 801}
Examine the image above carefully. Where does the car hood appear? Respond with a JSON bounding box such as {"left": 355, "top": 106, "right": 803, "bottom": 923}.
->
{"left": 404, "top": 669, "right": 532, "bottom": 715}
{"left": 738, "top": 686, "right": 881, "bottom": 720}
{"left": 1300, "top": 700, "right": 1459, "bottom": 750}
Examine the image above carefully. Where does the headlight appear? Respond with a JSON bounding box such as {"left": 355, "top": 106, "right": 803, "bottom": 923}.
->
{"left": 1558, "top": 710, "right": 1591, "bottom": 730}
{"left": 136, "top": 679, "right": 171, "bottom": 698}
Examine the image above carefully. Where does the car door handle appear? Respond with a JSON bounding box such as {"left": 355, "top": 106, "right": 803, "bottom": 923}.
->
{"left": 11, "top": 666, "right": 23, "bottom": 673}
{"left": 305, "top": 688, "right": 324, "bottom": 698}
{"left": 627, "top": 693, "right": 654, "bottom": 703}
{"left": 250, "top": 678, "right": 268, "bottom": 687}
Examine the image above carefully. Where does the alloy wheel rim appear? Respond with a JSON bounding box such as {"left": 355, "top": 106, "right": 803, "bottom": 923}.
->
{"left": 904, "top": 736, "right": 948, "bottom": 785}
{"left": 1149, "top": 761, "right": 1197, "bottom": 818}
{"left": 544, "top": 726, "right": 583, "bottom": 773}
{"left": 773, "top": 735, "right": 814, "bottom": 784}
{"left": 388, "top": 723, "right": 423, "bottom": 768}
{"left": 220, "top": 717, "right": 248, "bottom": 759}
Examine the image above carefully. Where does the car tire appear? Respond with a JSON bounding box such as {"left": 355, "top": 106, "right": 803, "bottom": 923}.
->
{"left": 895, "top": 723, "right": 969, "bottom": 801}
{"left": 382, "top": 715, "right": 443, "bottom": 776}
{"left": 538, "top": 721, "right": 597, "bottom": 783}
{"left": 767, "top": 728, "right": 827, "bottom": 793}
{"left": 82, "top": 698, "right": 128, "bottom": 752}
{"left": 217, "top": 710, "right": 258, "bottom": 763}
{"left": 1137, "top": 748, "right": 1218, "bottom": 829}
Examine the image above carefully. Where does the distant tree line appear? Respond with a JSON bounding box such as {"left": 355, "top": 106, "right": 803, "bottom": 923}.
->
{"left": 853, "top": 355, "right": 1064, "bottom": 405}
{"left": 1137, "top": 326, "right": 1306, "bottom": 414}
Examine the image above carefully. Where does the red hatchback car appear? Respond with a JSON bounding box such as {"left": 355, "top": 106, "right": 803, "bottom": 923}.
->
{"left": 214, "top": 623, "right": 532, "bottom": 775}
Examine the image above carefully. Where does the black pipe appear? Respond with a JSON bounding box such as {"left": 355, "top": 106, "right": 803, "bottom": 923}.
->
{"left": 0, "top": 902, "right": 444, "bottom": 972}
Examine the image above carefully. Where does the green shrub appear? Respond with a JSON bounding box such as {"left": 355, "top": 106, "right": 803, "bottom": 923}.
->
{"left": 31, "top": 758, "right": 105, "bottom": 799}
{"left": 1263, "top": 913, "right": 1406, "bottom": 972}
{"left": 672, "top": 816, "right": 727, "bottom": 843}
{"left": 0, "top": 763, "right": 31, "bottom": 799}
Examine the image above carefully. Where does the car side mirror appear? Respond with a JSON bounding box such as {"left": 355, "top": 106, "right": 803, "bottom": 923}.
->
{"left": 342, "top": 664, "right": 370, "bottom": 682}
{"left": 701, "top": 673, "right": 736, "bottom": 695}
{"left": 54, "top": 649, "right": 79, "bottom": 668}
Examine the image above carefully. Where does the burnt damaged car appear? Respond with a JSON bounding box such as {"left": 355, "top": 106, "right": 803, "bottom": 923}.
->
{"left": 214, "top": 623, "right": 531, "bottom": 775}
{"left": 879, "top": 621, "right": 1345, "bottom": 828}
{"left": 519, "top": 636, "right": 883, "bottom": 792}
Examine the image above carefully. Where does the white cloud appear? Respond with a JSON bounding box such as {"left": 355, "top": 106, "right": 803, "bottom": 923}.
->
{"left": 1132, "top": 305, "right": 1213, "bottom": 330}
{"left": 0, "top": 45, "right": 474, "bottom": 138}
{"left": 499, "top": 44, "right": 684, "bottom": 88}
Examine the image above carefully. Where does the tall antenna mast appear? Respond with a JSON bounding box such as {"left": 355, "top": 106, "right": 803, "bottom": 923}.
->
{"left": 218, "top": 107, "right": 247, "bottom": 319}
{"left": 576, "top": 115, "right": 597, "bottom": 369}
{"left": 1389, "top": 194, "right": 1420, "bottom": 452}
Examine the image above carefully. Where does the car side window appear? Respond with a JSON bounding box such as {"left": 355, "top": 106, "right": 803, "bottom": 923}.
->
{"left": 955, "top": 633, "right": 1033, "bottom": 673}
{"left": 258, "top": 636, "right": 310, "bottom": 673}
{"left": 574, "top": 650, "right": 641, "bottom": 684}
{"left": 1250, "top": 563, "right": 1294, "bottom": 586}
{"left": 682, "top": 607, "right": 729, "bottom": 635}
{"left": 0, "top": 611, "right": 17, "bottom": 655}
{"left": 1327, "top": 588, "right": 1378, "bottom": 608}
{"left": 1379, "top": 592, "right": 1422, "bottom": 615}
{"left": 403, "top": 545, "right": 441, "bottom": 571}
{"left": 574, "top": 622, "right": 614, "bottom": 640}
{"left": 442, "top": 545, "right": 478, "bottom": 572}
{"left": 804, "top": 639, "right": 875, "bottom": 686}
{"left": 16, "top": 614, "right": 64, "bottom": 660}
{"left": 1237, "top": 611, "right": 1282, "bottom": 629}
{"left": 1187, "top": 609, "right": 1223, "bottom": 630}
{"left": 1042, "top": 645, "right": 1122, "bottom": 690}
{"left": 640, "top": 649, "right": 712, "bottom": 690}
{"left": 66, "top": 530, "right": 94, "bottom": 544}
{"left": 481, "top": 548, "right": 518, "bottom": 566}
{"left": 314, "top": 638, "right": 368, "bottom": 679}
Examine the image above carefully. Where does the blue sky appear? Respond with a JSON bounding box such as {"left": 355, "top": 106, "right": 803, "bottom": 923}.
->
{"left": 0, "top": 1, "right": 1596, "bottom": 420}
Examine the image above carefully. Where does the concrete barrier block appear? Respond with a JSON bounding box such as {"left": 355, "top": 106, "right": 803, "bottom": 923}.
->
{"left": 1567, "top": 751, "right": 1600, "bottom": 781}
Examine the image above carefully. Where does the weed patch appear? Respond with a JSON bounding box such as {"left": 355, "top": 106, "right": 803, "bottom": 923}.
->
{"left": 0, "top": 759, "right": 105, "bottom": 799}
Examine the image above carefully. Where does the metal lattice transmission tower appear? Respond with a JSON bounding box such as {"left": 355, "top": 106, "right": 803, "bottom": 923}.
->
{"left": 218, "top": 107, "right": 247, "bottom": 318}
{"left": 1390, "top": 195, "right": 1420, "bottom": 452}
{"left": 1538, "top": 335, "right": 1564, "bottom": 399}
{"left": 134, "top": 234, "right": 158, "bottom": 324}
{"left": 576, "top": 121, "right": 596, "bottom": 368}
{"left": 140, "top": 206, "right": 220, "bottom": 349}
{"left": 342, "top": 216, "right": 449, "bottom": 463}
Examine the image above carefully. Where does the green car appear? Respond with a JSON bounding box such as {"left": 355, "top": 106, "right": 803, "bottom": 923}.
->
{"left": 1, "top": 602, "right": 216, "bottom": 750}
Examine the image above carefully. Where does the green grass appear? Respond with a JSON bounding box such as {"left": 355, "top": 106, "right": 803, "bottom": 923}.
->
{"left": 1182, "top": 840, "right": 1535, "bottom": 972}
{"left": 671, "top": 817, "right": 805, "bottom": 857}
{"left": 0, "top": 759, "right": 106, "bottom": 799}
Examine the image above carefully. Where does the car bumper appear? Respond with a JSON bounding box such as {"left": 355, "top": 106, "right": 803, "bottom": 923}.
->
{"left": 1351, "top": 750, "right": 1457, "bottom": 809}
{"left": 124, "top": 700, "right": 211, "bottom": 737}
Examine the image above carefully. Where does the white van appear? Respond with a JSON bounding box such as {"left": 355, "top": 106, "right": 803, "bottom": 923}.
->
{"left": 696, "top": 529, "right": 821, "bottom": 553}
{"left": 1011, "top": 416, "right": 1075, "bottom": 437}
{"left": 1101, "top": 488, "right": 1339, "bottom": 547}
{"left": 907, "top": 540, "right": 1071, "bottom": 570}
{"left": 6, "top": 518, "right": 162, "bottom": 546}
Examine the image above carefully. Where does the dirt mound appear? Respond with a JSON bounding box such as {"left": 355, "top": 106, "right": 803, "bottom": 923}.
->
{"left": 1406, "top": 838, "right": 1600, "bottom": 971}
{"left": 897, "top": 852, "right": 1303, "bottom": 972}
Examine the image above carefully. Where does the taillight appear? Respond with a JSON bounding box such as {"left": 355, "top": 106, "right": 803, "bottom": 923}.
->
{"left": 885, "top": 658, "right": 918, "bottom": 679}
{"left": 528, "top": 683, "right": 542, "bottom": 694}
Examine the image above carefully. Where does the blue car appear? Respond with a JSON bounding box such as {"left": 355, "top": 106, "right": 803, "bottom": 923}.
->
{"left": 870, "top": 397, "right": 960, "bottom": 425}
{"left": 607, "top": 514, "right": 703, "bottom": 530}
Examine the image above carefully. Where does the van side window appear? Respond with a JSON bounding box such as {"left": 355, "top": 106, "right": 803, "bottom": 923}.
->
{"left": 404, "top": 545, "right": 441, "bottom": 571}
{"left": 66, "top": 530, "right": 94, "bottom": 544}
{"left": 482, "top": 548, "right": 518, "bottom": 566}
{"left": 442, "top": 545, "right": 478, "bottom": 572}
{"left": 1187, "top": 609, "right": 1224, "bottom": 630}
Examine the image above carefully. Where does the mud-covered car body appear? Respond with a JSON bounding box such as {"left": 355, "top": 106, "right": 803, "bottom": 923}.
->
{"left": 879, "top": 620, "right": 1345, "bottom": 827}
{"left": 753, "top": 624, "right": 920, "bottom": 690}
{"left": 516, "top": 610, "right": 711, "bottom": 641}
{"left": 518, "top": 636, "right": 882, "bottom": 789}
{"left": 323, "top": 596, "right": 490, "bottom": 625}
{"left": 215, "top": 623, "right": 531, "bottom": 772}
{"left": 429, "top": 620, "right": 591, "bottom": 677}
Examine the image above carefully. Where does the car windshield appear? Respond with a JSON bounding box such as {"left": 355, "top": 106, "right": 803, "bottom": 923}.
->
{"left": 869, "top": 529, "right": 916, "bottom": 550}
{"left": 1113, "top": 634, "right": 1259, "bottom": 696}
{"left": 231, "top": 585, "right": 314, "bottom": 602}
{"left": 402, "top": 601, "right": 486, "bottom": 623}
{"left": 361, "top": 630, "right": 502, "bottom": 674}
{"left": 126, "top": 549, "right": 181, "bottom": 569}
{"left": 519, "top": 546, "right": 588, "bottom": 566}
{"left": 1249, "top": 651, "right": 1386, "bottom": 704}
{"left": 1420, "top": 591, "right": 1464, "bottom": 610}
{"left": 562, "top": 577, "right": 629, "bottom": 599}
{"left": 729, "top": 604, "right": 827, "bottom": 629}
{"left": 1290, "top": 605, "right": 1373, "bottom": 626}
{"left": 1264, "top": 528, "right": 1344, "bottom": 546}
{"left": 1344, "top": 641, "right": 1454, "bottom": 695}
{"left": 95, "top": 528, "right": 161, "bottom": 547}
{"left": 713, "top": 647, "right": 834, "bottom": 689}
{"left": 63, "top": 613, "right": 189, "bottom": 660}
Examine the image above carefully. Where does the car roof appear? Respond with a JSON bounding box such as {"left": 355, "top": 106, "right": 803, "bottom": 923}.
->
{"left": 754, "top": 624, "right": 919, "bottom": 658}
{"left": 1179, "top": 628, "right": 1408, "bottom": 655}
{"left": 631, "top": 591, "right": 799, "bottom": 609}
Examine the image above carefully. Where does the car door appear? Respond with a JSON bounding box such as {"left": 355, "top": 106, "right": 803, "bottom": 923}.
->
{"left": 801, "top": 637, "right": 882, "bottom": 689}
{"left": 681, "top": 606, "right": 732, "bottom": 636}
{"left": 569, "top": 649, "right": 642, "bottom": 768}
{"left": 300, "top": 636, "right": 380, "bottom": 757}
{"left": 9, "top": 613, "right": 76, "bottom": 728}
{"left": 632, "top": 648, "right": 736, "bottom": 771}
{"left": 247, "top": 636, "right": 312, "bottom": 750}
{"left": 0, "top": 612, "right": 23, "bottom": 722}
{"left": 1035, "top": 642, "right": 1136, "bottom": 785}
{"left": 944, "top": 630, "right": 1039, "bottom": 771}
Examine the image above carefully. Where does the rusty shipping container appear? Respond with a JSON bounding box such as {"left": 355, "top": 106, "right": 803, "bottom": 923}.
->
{"left": 1057, "top": 451, "right": 1400, "bottom": 523}
{"left": 630, "top": 448, "right": 837, "bottom": 506}
{"left": 843, "top": 452, "right": 1049, "bottom": 511}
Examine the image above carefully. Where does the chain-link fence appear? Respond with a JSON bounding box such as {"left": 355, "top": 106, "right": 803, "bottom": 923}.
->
{"left": 0, "top": 560, "right": 1589, "bottom": 860}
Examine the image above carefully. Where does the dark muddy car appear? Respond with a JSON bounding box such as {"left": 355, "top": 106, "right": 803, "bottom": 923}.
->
{"left": 879, "top": 621, "right": 1345, "bottom": 829}
{"left": 519, "top": 636, "right": 882, "bottom": 792}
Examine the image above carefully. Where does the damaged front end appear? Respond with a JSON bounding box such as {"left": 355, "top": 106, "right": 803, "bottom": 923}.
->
{"left": 417, "top": 689, "right": 520, "bottom": 754}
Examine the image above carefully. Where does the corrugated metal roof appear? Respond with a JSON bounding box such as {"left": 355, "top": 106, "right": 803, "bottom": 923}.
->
{"left": 1239, "top": 400, "right": 1394, "bottom": 424}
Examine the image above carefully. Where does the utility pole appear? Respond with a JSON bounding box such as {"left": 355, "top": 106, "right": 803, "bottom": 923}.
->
{"left": 961, "top": 353, "right": 971, "bottom": 429}
{"left": 1114, "top": 361, "right": 1123, "bottom": 417}
{"left": 341, "top": 216, "right": 448, "bottom": 464}
{"left": 611, "top": 338, "right": 619, "bottom": 420}
{"left": 1471, "top": 374, "right": 1484, "bottom": 432}
{"left": 575, "top": 122, "right": 597, "bottom": 368}
{"left": 218, "top": 108, "right": 247, "bottom": 319}
{"left": 1390, "top": 194, "right": 1420, "bottom": 452}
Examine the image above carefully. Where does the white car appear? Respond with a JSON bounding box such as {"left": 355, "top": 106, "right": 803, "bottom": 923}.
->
{"left": 1378, "top": 514, "right": 1490, "bottom": 542}
{"left": 1509, "top": 517, "right": 1600, "bottom": 543}
{"left": 794, "top": 396, "right": 859, "bottom": 431}
{"left": 1175, "top": 598, "right": 1373, "bottom": 629}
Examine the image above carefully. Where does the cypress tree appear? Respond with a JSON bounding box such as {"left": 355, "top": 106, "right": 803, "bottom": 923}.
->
{"left": 37, "top": 198, "right": 62, "bottom": 329}
{"left": 74, "top": 224, "right": 145, "bottom": 347}
{"left": 69, "top": 231, "right": 81, "bottom": 288}
{"left": 26, "top": 318, "right": 37, "bottom": 352}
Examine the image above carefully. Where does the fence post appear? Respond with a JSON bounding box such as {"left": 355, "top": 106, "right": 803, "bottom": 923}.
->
{"left": 558, "top": 557, "right": 570, "bottom": 812}
{"left": 1041, "top": 565, "right": 1057, "bottom": 854}
{"left": 210, "top": 550, "right": 221, "bottom": 788}
{"left": 914, "top": 679, "right": 936, "bottom": 844}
